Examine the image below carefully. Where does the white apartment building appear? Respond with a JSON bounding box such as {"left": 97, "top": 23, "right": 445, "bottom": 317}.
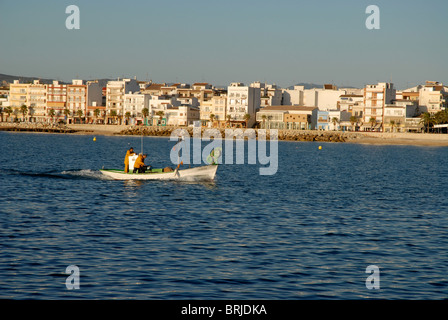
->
{"left": 106, "top": 78, "right": 140, "bottom": 124}
{"left": 338, "top": 94, "right": 364, "bottom": 117}
{"left": 165, "top": 106, "right": 200, "bottom": 126}
{"left": 282, "top": 84, "right": 345, "bottom": 110}
{"left": 149, "top": 95, "right": 181, "bottom": 115}
{"left": 303, "top": 85, "right": 346, "bottom": 110}
{"left": 250, "top": 82, "right": 282, "bottom": 108}
{"left": 227, "top": 82, "right": 260, "bottom": 128}
{"left": 418, "top": 81, "right": 447, "bottom": 114}
{"left": 282, "top": 86, "right": 304, "bottom": 106}
{"left": 124, "top": 92, "right": 150, "bottom": 124}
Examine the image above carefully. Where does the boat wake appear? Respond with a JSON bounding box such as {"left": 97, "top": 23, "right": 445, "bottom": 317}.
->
{"left": 0, "top": 168, "right": 217, "bottom": 183}
{"left": 0, "top": 168, "right": 110, "bottom": 180}
{"left": 61, "top": 169, "right": 111, "bottom": 180}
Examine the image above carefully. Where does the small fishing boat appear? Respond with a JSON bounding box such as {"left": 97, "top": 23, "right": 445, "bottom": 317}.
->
{"left": 102, "top": 137, "right": 220, "bottom": 181}
{"left": 100, "top": 164, "right": 218, "bottom": 181}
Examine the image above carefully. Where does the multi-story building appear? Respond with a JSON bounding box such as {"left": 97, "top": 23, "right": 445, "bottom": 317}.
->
{"left": 106, "top": 78, "right": 140, "bottom": 124}
{"left": 9, "top": 80, "right": 47, "bottom": 122}
{"left": 281, "top": 86, "right": 304, "bottom": 106}
{"left": 0, "top": 97, "right": 10, "bottom": 122}
{"left": 363, "top": 82, "right": 396, "bottom": 131}
{"left": 256, "top": 105, "right": 316, "bottom": 130}
{"left": 123, "top": 92, "right": 150, "bottom": 125}
{"left": 67, "top": 80, "right": 102, "bottom": 124}
{"left": 148, "top": 95, "right": 181, "bottom": 119}
{"left": 9, "top": 80, "right": 30, "bottom": 120}
{"left": 304, "top": 85, "right": 346, "bottom": 111}
{"left": 47, "top": 81, "right": 67, "bottom": 123}
{"left": 210, "top": 92, "right": 227, "bottom": 127}
{"left": 165, "top": 106, "right": 200, "bottom": 126}
{"left": 338, "top": 94, "right": 364, "bottom": 117}
{"left": 312, "top": 109, "right": 351, "bottom": 131}
{"left": 227, "top": 82, "right": 260, "bottom": 128}
{"left": 27, "top": 80, "right": 47, "bottom": 122}
{"left": 254, "top": 82, "right": 282, "bottom": 108}
{"left": 418, "top": 81, "right": 448, "bottom": 114}
{"left": 0, "top": 85, "right": 9, "bottom": 97}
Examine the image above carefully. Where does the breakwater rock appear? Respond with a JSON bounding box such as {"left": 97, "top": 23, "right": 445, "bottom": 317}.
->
{"left": 118, "top": 126, "right": 362, "bottom": 142}
{"left": 0, "top": 125, "right": 78, "bottom": 134}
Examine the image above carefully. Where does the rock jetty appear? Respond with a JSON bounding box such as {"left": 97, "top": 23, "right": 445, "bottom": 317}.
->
{"left": 117, "top": 126, "right": 363, "bottom": 142}
{"left": 0, "top": 123, "right": 78, "bottom": 134}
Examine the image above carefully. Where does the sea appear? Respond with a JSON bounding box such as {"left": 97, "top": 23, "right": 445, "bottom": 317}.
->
{"left": 0, "top": 131, "right": 447, "bottom": 300}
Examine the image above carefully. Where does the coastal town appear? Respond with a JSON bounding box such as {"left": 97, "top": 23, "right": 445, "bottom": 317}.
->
{"left": 0, "top": 77, "right": 447, "bottom": 134}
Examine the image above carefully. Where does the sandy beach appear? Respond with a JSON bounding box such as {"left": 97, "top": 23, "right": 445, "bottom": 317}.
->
{"left": 349, "top": 132, "right": 448, "bottom": 147}
{"left": 2, "top": 123, "right": 448, "bottom": 147}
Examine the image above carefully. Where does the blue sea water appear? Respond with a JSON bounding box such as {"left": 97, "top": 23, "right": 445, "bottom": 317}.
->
{"left": 0, "top": 131, "right": 447, "bottom": 299}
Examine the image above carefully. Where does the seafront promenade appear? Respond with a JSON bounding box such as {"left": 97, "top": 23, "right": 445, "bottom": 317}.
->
{"left": 2, "top": 122, "right": 448, "bottom": 146}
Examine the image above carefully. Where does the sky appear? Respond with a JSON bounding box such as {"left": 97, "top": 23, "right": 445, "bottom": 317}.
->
{"left": 0, "top": 0, "right": 447, "bottom": 89}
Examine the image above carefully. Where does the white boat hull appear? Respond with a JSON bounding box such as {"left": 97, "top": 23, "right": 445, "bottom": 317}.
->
{"left": 100, "top": 165, "right": 218, "bottom": 181}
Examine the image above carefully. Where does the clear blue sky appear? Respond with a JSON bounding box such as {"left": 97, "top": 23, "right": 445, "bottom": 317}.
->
{"left": 1, "top": 0, "right": 447, "bottom": 89}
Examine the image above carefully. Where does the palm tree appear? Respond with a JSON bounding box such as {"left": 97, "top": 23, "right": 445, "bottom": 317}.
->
{"left": 433, "top": 110, "right": 448, "bottom": 133}
{"left": 156, "top": 110, "right": 164, "bottom": 125}
{"left": 94, "top": 108, "right": 100, "bottom": 124}
{"left": 331, "top": 117, "right": 339, "bottom": 131}
{"left": 349, "top": 116, "right": 357, "bottom": 131}
{"left": 369, "top": 117, "right": 377, "bottom": 131}
{"left": 226, "top": 114, "right": 231, "bottom": 127}
{"left": 389, "top": 120, "right": 396, "bottom": 132}
{"left": 244, "top": 113, "right": 251, "bottom": 128}
{"left": 142, "top": 107, "right": 149, "bottom": 125}
{"left": 76, "top": 109, "right": 83, "bottom": 124}
{"left": 48, "top": 109, "right": 56, "bottom": 123}
{"left": 4, "top": 106, "right": 12, "bottom": 122}
{"left": 420, "top": 112, "right": 434, "bottom": 133}
{"left": 110, "top": 110, "right": 118, "bottom": 124}
{"left": 20, "top": 104, "right": 28, "bottom": 122}
{"left": 261, "top": 114, "right": 267, "bottom": 129}
{"left": 13, "top": 108, "right": 19, "bottom": 122}
{"left": 125, "top": 111, "right": 131, "bottom": 125}
{"left": 28, "top": 107, "right": 35, "bottom": 122}
{"left": 63, "top": 108, "right": 70, "bottom": 121}
{"left": 209, "top": 113, "right": 215, "bottom": 127}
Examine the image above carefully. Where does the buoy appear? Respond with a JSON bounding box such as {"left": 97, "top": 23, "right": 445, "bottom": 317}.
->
{"left": 318, "top": 146, "right": 322, "bottom": 150}
{"left": 93, "top": 137, "right": 96, "bottom": 141}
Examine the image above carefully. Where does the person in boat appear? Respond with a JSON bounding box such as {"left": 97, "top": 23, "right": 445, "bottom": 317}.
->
{"left": 124, "top": 147, "right": 136, "bottom": 173}
{"left": 133, "top": 154, "right": 149, "bottom": 173}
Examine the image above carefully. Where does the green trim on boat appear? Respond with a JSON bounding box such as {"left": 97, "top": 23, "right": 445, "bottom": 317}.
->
{"left": 101, "top": 168, "right": 169, "bottom": 174}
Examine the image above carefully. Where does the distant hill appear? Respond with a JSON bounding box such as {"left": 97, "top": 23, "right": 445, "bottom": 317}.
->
{"left": 0, "top": 73, "right": 67, "bottom": 85}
